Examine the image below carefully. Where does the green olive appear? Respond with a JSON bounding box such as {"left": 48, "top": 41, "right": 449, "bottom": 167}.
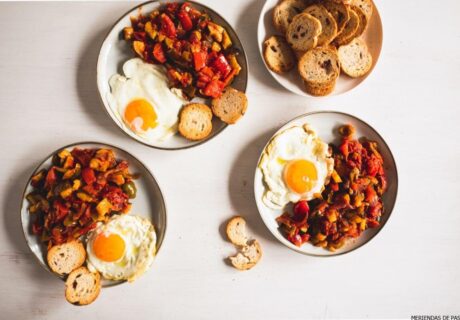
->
{"left": 122, "top": 181, "right": 137, "bottom": 199}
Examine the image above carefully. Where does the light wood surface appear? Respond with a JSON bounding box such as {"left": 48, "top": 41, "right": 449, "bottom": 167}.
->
{"left": 0, "top": 1, "right": 459, "bottom": 319}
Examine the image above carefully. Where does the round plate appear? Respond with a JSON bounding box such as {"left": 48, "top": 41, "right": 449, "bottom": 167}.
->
{"left": 257, "top": 0, "right": 383, "bottom": 97}
{"left": 254, "top": 111, "right": 398, "bottom": 256}
{"left": 20, "top": 142, "right": 167, "bottom": 287}
{"left": 97, "top": 0, "right": 248, "bottom": 150}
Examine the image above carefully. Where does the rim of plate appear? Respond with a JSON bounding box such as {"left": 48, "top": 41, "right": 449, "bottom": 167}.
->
{"left": 97, "top": 0, "right": 249, "bottom": 151}
{"left": 257, "top": 0, "right": 383, "bottom": 97}
{"left": 20, "top": 141, "right": 168, "bottom": 286}
{"left": 254, "top": 110, "right": 398, "bottom": 257}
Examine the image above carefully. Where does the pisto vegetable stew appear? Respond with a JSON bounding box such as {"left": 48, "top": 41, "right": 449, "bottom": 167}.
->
{"left": 276, "top": 125, "right": 388, "bottom": 251}
{"left": 123, "top": 2, "right": 242, "bottom": 99}
{"left": 26, "top": 148, "right": 137, "bottom": 248}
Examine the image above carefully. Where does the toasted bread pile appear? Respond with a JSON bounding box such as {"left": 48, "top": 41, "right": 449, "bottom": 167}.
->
{"left": 264, "top": 0, "right": 374, "bottom": 96}
{"left": 178, "top": 87, "right": 248, "bottom": 141}
{"left": 226, "top": 216, "right": 262, "bottom": 270}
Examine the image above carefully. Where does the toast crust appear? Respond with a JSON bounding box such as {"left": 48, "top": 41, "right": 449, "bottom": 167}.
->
{"left": 211, "top": 87, "right": 248, "bottom": 125}
{"left": 65, "top": 267, "right": 101, "bottom": 306}
{"left": 178, "top": 103, "right": 213, "bottom": 141}
{"left": 263, "top": 35, "right": 296, "bottom": 74}
{"left": 47, "top": 240, "right": 86, "bottom": 276}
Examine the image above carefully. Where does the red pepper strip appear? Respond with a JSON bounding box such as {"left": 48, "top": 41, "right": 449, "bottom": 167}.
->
{"left": 222, "top": 68, "right": 237, "bottom": 86}
{"left": 161, "top": 14, "right": 176, "bottom": 38}
{"left": 44, "top": 167, "right": 57, "bottom": 189}
{"left": 81, "top": 167, "right": 96, "bottom": 185}
{"left": 193, "top": 51, "right": 207, "bottom": 71}
{"left": 153, "top": 43, "right": 167, "bottom": 63}
{"left": 202, "top": 80, "right": 224, "bottom": 98}
{"left": 212, "top": 54, "right": 232, "bottom": 78}
{"left": 178, "top": 10, "right": 193, "bottom": 31}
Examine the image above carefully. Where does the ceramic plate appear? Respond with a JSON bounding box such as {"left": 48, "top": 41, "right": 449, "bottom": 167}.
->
{"left": 20, "top": 142, "right": 167, "bottom": 287}
{"left": 254, "top": 111, "right": 398, "bottom": 256}
{"left": 97, "top": 0, "right": 248, "bottom": 150}
{"left": 257, "top": 0, "right": 383, "bottom": 97}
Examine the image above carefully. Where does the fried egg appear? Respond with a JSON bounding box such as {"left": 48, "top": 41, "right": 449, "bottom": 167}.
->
{"left": 258, "top": 124, "right": 334, "bottom": 209}
{"left": 86, "top": 214, "right": 156, "bottom": 282}
{"left": 107, "top": 58, "right": 187, "bottom": 142}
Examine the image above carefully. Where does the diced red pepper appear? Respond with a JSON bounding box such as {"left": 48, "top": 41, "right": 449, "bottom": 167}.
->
{"left": 81, "top": 167, "right": 96, "bottom": 185}
{"left": 202, "top": 79, "right": 224, "bottom": 98}
{"left": 178, "top": 10, "right": 193, "bottom": 31}
{"left": 161, "top": 14, "right": 176, "bottom": 38}
{"left": 293, "top": 200, "right": 309, "bottom": 223}
{"left": 288, "top": 234, "right": 303, "bottom": 247}
{"left": 133, "top": 31, "right": 146, "bottom": 41}
{"left": 153, "top": 43, "right": 167, "bottom": 63}
{"left": 365, "top": 185, "right": 377, "bottom": 205}
{"left": 212, "top": 54, "right": 232, "bottom": 78}
{"left": 54, "top": 200, "right": 69, "bottom": 222}
{"left": 222, "top": 68, "right": 238, "bottom": 86}
{"left": 193, "top": 51, "right": 207, "bottom": 71}
{"left": 44, "top": 167, "right": 57, "bottom": 189}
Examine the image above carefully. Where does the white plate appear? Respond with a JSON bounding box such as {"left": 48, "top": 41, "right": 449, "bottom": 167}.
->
{"left": 257, "top": 0, "right": 383, "bottom": 97}
{"left": 254, "top": 111, "right": 398, "bottom": 256}
{"left": 97, "top": 0, "right": 248, "bottom": 150}
{"left": 20, "top": 142, "right": 167, "bottom": 287}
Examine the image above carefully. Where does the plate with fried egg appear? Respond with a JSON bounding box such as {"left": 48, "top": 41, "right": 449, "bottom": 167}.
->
{"left": 20, "top": 142, "right": 167, "bottom": 290}
{"left": 254, "top": 111, "right": 398, "bottom": 256}
{"left": 97, "top": 1, "right": 248, "bottom": 150}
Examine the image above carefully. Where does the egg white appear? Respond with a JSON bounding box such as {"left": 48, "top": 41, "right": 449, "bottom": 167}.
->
{"left": 258, "top": 124, "right": 334, "bottom": 210}
{"left": 107, "top": 58, "right": 187, "bottom": 142}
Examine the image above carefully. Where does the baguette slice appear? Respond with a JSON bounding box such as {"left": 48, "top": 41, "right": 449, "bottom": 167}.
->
{"left": 304, "top": 5, "right": 338, "bottom": 46}
{"left": 351, "top": 0, "right": 373, "bottom": 19}
{"left": 273, "top": 0, "right": 307, "bottom": 33}
{"left": 351, "top": 5, "right": 368, "bottom": 39}
{"left": 65, "top": 267, "right": 101, "bottom": 306}
{"left": 286, "top": 13, "right": 322, "bottom": 52}
{"left": 229, "top": 240, "right": 262, "bottom": 271}
{"left": 322, "top": 0, "right": 350, "bottom": 35}
{"left": 263, "top": 35, "right": 296, "bottom": 74}
{"left": 178, "top": 103, "right": 213, "bottom": 141}
{"left": 338, "top": 37, "right": 372, "bottom": 77}
{"left": 334, "top": 6, "right": 360, "bottom": 46}
{"left": 211, "top": 87, "right": 248, "bottom": 124}
{"left": 47, "top": 240, "right": 86, "bottom": 276}
{"left": 226, "top": 216, "right": 249, "bottom": 246}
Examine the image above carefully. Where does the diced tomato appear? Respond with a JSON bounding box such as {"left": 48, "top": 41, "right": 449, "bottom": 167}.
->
{"left": 365, "top": 185, "right": 378, "bottom": 205}
{"left": 153, "top": 43, "right": 167, "bottom": 63}
{"left": 212, "top": 54, "right": 232, "bottom": 78}
{"left": 293, "top": 200, "right": 309, "bottom": 223}
{"left": 102, "top": 186, "right": 129, "bottom": 211}
{"left": 202, "top": 79, "right": 224, "bottom": 98}
{"left": 178, "top": 10, "right": 193, "bottom": 31}
{"left": 44, "top": 167, "right": 57, "bottom": 189}
{"left": 161, "top": 14, "right": 176, "bottom": 38}
{"left": 193, "top": 51, "right": 207, "bottom": 71}
{"left": 81, "top": 167, "right": 96, "bottom": 185}
{"left": 71, "top": 148, "right": 94, "bottom": 167}
{"left": 339, "top": 140, "right": 349, "bottom": 158}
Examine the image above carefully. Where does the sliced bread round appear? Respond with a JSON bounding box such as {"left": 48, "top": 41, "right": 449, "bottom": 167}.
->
{"left": 272, "top": 0, "right": 308, "bottom": 33}
{"left": 211, "top": 87, "right": 248, "bottom": 124}
{"left": 304, "top": 5, "right": 338, "bottom": 46}
{"left": 178, "top": 103, "right": 213, "bottom": 141}
{"left": 65, "top": 267, "right": 101, "bottom": 306}
{"left": 351, "top": 0, "right": 373, "bottom": 19}
{"left": 226, "top": 216, "right": 249, "bottom": 246}
{"left": 334, "top": 6, "right": 360, "bottom": 46}
{"left": 322, "top": 0, "right": 350, "bottom": 35}
{"left": 263, "top": 35, "right": 296, "bottom": 74}
{"left": 47, "top": 240, "right": 86, "bottom": 276}
{"left": 338, "top": 37, "right": 373, "bottom": 77}
{"left": 286, "top": 13, "right": 322, "bottom": 52}
{"left": 351, "top": 5, "right": 368, "bottom": 39}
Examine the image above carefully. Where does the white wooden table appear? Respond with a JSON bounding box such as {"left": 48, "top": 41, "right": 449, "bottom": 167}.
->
{"left": 1, "top": 1, "right": 459, "bottom": 319}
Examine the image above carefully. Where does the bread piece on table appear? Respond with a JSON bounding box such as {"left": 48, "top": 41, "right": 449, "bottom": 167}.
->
{"left": 333, "top": 6, "right": 360, "bottom": 46}
{"left": 350, "top": 5, "right": 368, "bottom": 39}
{"left": 229, "top": 240, "right": 263, "bottom": 271}
{"left": 338, "top": 38, "right": 372, "bottom": 77}
{"left": 304, "top": 5, "right": 338, "bottom": 46}
{"left": 47, "top": 240, "right": 86, "bottom": 276}
{"left": 351, "top": 0, "right": 373, "bottom": 19}
{"left": 286, "top": 13, "right": 322, "bottom": 52}
{"left": 298, "top": 47, "right": 340, "bottom": 96}
{"left": 65, "top": 267, "right": 101, "bottom": 306}
{"left": 226, "top": 216, "right": 249, "bottom": 246}
{"left": 178, "top": 103, "right": 213, "bottom": 141}
{"left": 211, "top": 87, "right": 248, "bottom": 124}
{"left": 273, "top": 0, "right": 308, "bottom": 33}
{"left": 263, "top": 35, "right": 296, "bottom": 74}
{"left": 322, "top": 0, "right": 350, "bottom": 35}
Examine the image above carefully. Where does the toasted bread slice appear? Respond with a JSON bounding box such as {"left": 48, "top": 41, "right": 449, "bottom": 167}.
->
{"left": 286, "top": 13, "right": 322, "bottom": 52}
{"left": 351, "top": 0, "right": 373, "bottom": 19}
{"left": 351, "top": 5, "right": 368, "bottom": 38}
{"left": 334, "top": 6, "right": 360, "bottom": 46}
{"left": 229, "top": 240, "right": 262, "bottom": 271}
{"left": 304, "top": 80, "right": 336, "bottom": 96}
{"left": 47, "top": 240, "right": 86, "bottom": 276}
{"left": 263, "top": 35, "right": 296, "bottom": 74}
{"left": 304, "top": 5, "right": 338, "bottom": 46}
{"left": 211, "top": 87, "right": 248, "bottom": 124}
{"left": 273, "top": 0, "right": 308, "bottom": 33}
{"left": 178, "top": 103, "right": 213, "bottom": 141}
{"left": 298, "top": 47, "right": 340, "bottom": 90}
{"left": 338, "top": 37, "right": 372, "bottom": 77}
{"left": 65, "top": 267, "right": 101, "bottom": 306}
{"left": 322, "top": 0, "right": 350, "bottom": 35}
{"left": 226, "top": 216, "right": 249, "bottom": 246}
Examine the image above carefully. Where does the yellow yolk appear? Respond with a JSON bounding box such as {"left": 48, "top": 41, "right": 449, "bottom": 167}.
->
{"left": 284, "top": 159, "right": 318, "bottom": 194}
{"left": 93, "top": 233, "right": 126, "bottom": 262}
{"left": 124, "top": 99, "right": 157, "bottom": 132}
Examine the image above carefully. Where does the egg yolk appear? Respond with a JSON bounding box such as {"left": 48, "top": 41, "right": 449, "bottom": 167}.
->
{"left": 284, "top": 159, "right": 318, "bottom": 194}
{"left": 93, "top": 233, "right": 126, "bottom": 262}
{"left": 124, "top": 99, "right": 157, "bottom": 132}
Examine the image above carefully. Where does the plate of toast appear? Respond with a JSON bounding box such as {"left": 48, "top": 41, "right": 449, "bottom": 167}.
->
{"left": 258, "top": 0, "right": 383, "bottom": 97}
